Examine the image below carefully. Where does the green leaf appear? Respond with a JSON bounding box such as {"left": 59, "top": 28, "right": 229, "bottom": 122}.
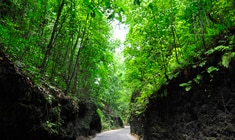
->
{"left": 199, "top": 60, "right": 206, "bottom": 67}
{"left": 207, "top": 66, "right": 219, "bottom": 73}
{"left": 185, "top": 86, "right": 192, "bottom": 92}
{"left": 193, "top": 74, "right": 202, "bottom": 84}
{"left": 179, "top": 81, "right": 192, "bottom": 92}
{"left": 222, "top": 52, "right": 233, "bottom": 68}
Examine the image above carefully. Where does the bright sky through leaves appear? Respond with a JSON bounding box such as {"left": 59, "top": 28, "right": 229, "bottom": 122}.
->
{"left": 112, "top": 20, "right": 128, "bottom": 43}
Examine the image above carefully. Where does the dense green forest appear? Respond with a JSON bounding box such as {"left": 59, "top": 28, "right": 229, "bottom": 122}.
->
{"left": 123, "top": 0, "right": 235, "bottom": 115}
{"left": 0, "top": 0, "right": 130, "bottom": 130}
{"left": 1, "top": 0, "right": 235, "bottom": 135}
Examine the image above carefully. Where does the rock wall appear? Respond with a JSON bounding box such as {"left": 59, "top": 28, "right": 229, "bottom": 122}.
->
{"left": 130, "top": 39, "right": 235, "bottom": 139}
{"left": 143, "top": 63, "right": 235, "bottom": 140}
{"left": 0, "top": 50, "right": 101, "bottom": 140}
{"left": 130, "top": 60, "right": 235, "bottom": 140}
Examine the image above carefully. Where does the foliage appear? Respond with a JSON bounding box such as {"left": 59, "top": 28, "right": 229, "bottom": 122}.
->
{"left": 0, "top": 0, "right": 130, "bottom": 130}
{"left": 205, "top": 45, "right": 232, "bottom": 55}
{"left": 207, "top": 66, "right": 219, "bottom": 74}
{"left": 122, "top": 0, "right": 235, "bottom": 114}
{"left": 1, "top": 0, "right": 235, "bottom": 129}
{"left": 179, "top": 81, "right": 192, "bottom": 92}
{"left": 222, "top": 52, "right": 235, "bottom": 68}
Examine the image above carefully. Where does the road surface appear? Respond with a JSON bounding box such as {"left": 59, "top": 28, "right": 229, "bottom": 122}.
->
{"left": 94, "top": 126, "right": 136, "bottom": 140}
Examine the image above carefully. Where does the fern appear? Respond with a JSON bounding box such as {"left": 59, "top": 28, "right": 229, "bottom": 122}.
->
{"left": 205, "top": 45, "right": 232, "bottom": 55}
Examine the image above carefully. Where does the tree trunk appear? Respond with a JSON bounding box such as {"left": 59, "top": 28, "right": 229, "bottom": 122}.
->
{"left": 170, "top": 0, "right": 179, "bottom": 64}
{"left": 40, "top": 0, "right": 65, "bottom": 74}
{"left": 64, "top": 14, "right": 90, "bottom": 94}
{"left": 198, "top": 1, "right": 207, "bottom": 49}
